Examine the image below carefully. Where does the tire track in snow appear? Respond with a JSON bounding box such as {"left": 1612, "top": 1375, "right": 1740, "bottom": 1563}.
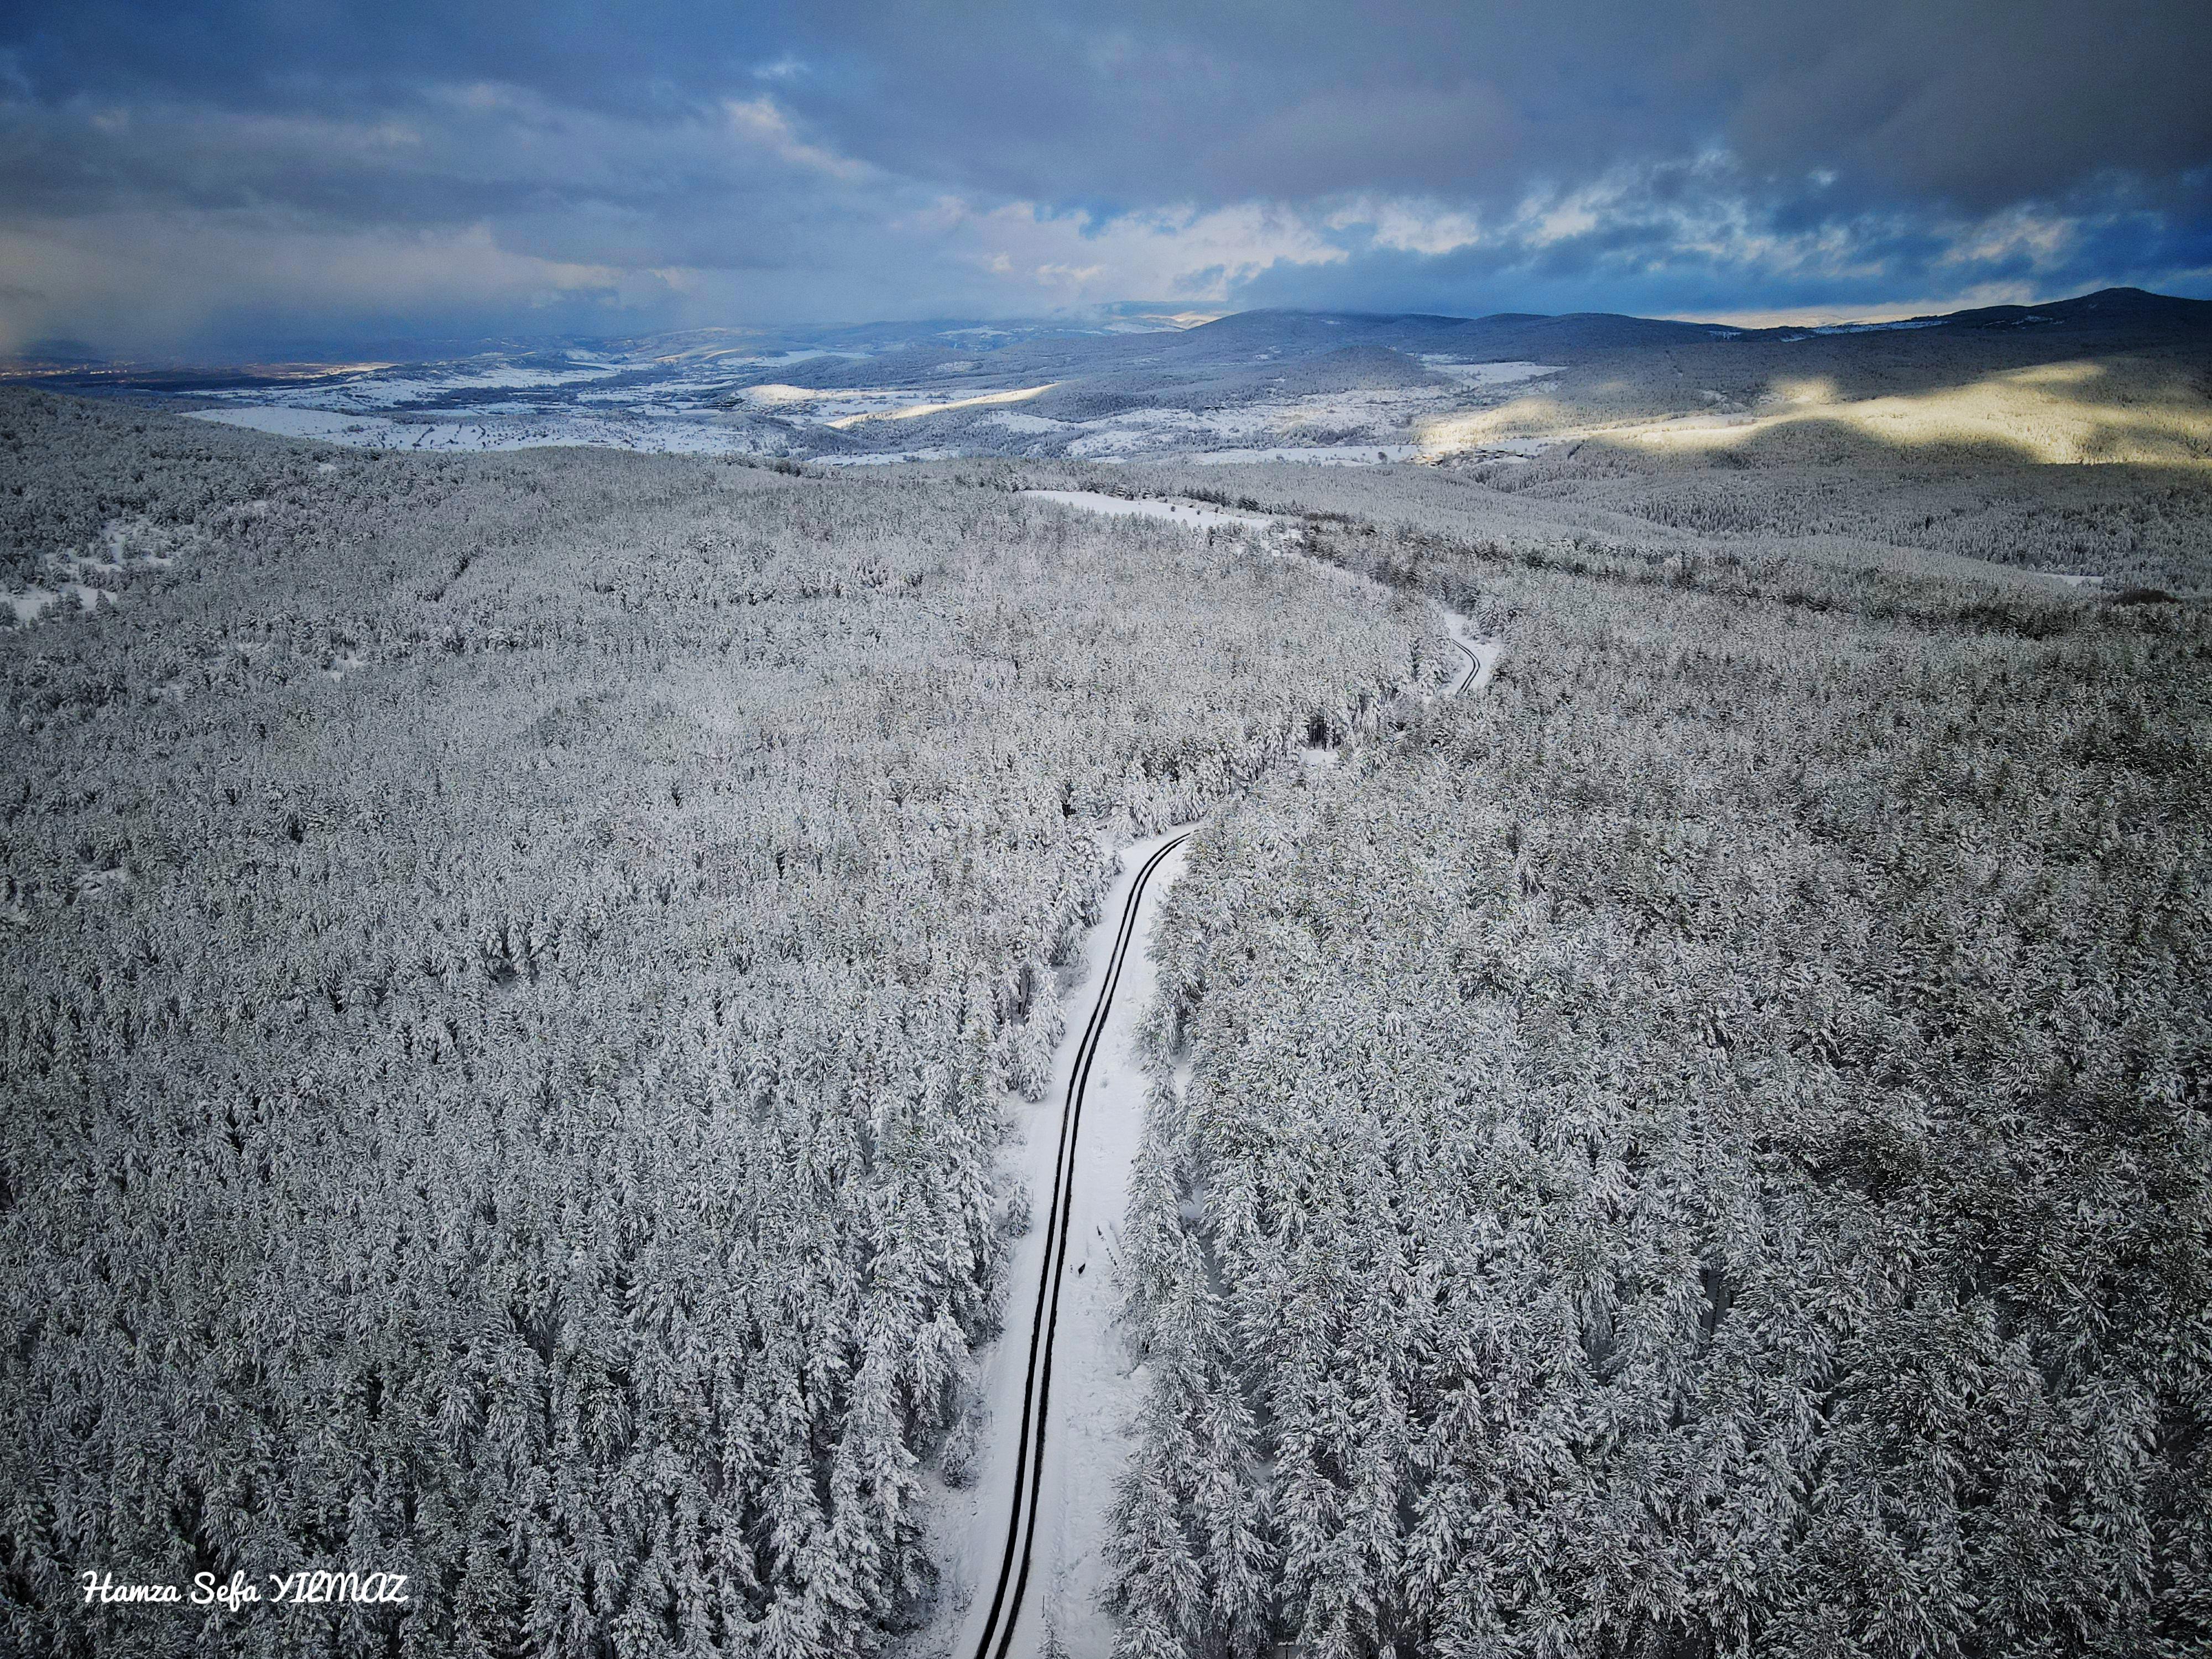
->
{"left": 969, "top": 832, "right": 1190, "bottom": 1659}
{"left": 961, "top": 488, "right": 1499, "bottom": 1656}
{"left": 1442, "top": 625, "right": 1500, "bottom": 699}
{"left": 969, "top": 635, "right": 1491, "bottom": 1655}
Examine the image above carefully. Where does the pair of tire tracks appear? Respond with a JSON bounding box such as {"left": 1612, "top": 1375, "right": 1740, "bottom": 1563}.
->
{"left": 969, "top": 830, "right": 1190, "bottom": 1659}
{"left": 968, "top": 614, "right": 1488, "bottom": 1658}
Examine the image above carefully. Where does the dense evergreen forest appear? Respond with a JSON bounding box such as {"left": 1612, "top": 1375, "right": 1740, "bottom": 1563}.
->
{"left": 1009, "top": 448, "right": 2212, "bottom": 596}
{"left": 0, "top": 390, "right": 1434, "bottom": 1657}
{"left": 1109, "top": 499, "right": 2211, "bottom": 1656}
{"left": 7, "top": 385, "right": 2208, "bottom": 1658}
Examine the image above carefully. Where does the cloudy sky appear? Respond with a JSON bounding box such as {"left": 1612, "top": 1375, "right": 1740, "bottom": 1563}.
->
{"left": 4, "top": 1, "right": 2209, "bottom": 356}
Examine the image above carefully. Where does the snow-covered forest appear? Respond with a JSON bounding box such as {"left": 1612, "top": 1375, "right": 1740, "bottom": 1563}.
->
{"left": 0, "top": 390, "right": 1432, "bottom": 1657}
{"left": 4, "top": 379, "right": 2208, "bottom": 1659}
{"left": 9, "top": 0, "right": 2212, "bottom": 1644}
{"left": 1005, "top": 451, "right": 2212, "bottom": 596}
{"left": 1112, "top": 502, "right": 2211, "bottom": 1656}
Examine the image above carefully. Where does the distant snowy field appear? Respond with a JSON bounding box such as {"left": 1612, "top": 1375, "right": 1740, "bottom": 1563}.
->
{"left": 1019, "top": 489, "right": 1271, "bottom": 530}
{"left": 182, "top": 342, "right": 821, "bottom": 456}
{"left": 151, "top": 322, "right": 1571, "bottom": 467}
{"left": 193, "top": 404, "right": 761, "bottom": 455}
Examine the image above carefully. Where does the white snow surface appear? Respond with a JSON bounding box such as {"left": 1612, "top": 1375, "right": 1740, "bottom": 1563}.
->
{"left": 1185, "top": 442, "right": 1422, "bottom": 466}
{"left": 1022, "top": 833, "right": 1190, "bottom": 1659}
{"left": 1019, "top": 490, "right": 1271, "bottom": 532}
{"left": 190, "top": 406, "right": 770, "bottom": 455}
{"left": 1416, "top": 358, "right": 1564, "bottom": 386}
{"left": 912, "top": 494, "right": 1500, "bottom": 1655}
{"left": 152, "top": 328, "right": 1569, "bottom": 465}
{"left": 913, "top": 828, "right": 1194, "bottom": 1659}
{"left": 987, "top": 412, "right": 1076, "bottom": 434}
{"left": 1447, "top": 613, "right": 1501, "bottom": 697}
{"left": 816, "top": 447, "right": 961, "bottom": 466}
{"left": 1061, "top": 387, "right": 1471, "bottom": 463}
{"left": 7, "top": 583, "right": 117, "bottom": 623}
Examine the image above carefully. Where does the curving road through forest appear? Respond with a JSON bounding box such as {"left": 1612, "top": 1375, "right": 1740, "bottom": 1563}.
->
{"left": 951, "top": 492, "right": 1498, "bottom": 1658}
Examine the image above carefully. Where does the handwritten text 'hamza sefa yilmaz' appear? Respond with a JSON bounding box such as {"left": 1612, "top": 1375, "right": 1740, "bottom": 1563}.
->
{"left": 81, "top": 1570, "right": 410, "bottom": 1610}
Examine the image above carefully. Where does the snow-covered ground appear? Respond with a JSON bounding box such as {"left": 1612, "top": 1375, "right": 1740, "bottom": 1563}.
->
{"left": 1447, "top": 612, "right": 1501, "bottom": 697}
{"left": 6, "top": 514, "right": 200, "bottom": 626}
{"left": 1417, "top": 358, "right": 1563, "bottom": 387}
{"left": 731, "top": 382, "right": 1027, "bottom": 428}
{"left": 921, "top": 486, "right": 1501, "bottom": 1657}
{"left": 988, "top": 411, "right": 1078, "bottom": 435}
{"left": 192, "top": 405, "right": 771, "bottom": 455}
{"left": 6, "top": 583, "right": 116, "bottom": 623}
{"left": 1186, "top": 442, "right": 1423, "bottom": 466}
{"left": 824, "top": 383, "right": 1059, "bottom": 430}
{"left": 173, "top": 337, "right": 855, "bottom": 456}
{"left": 1060, "top": 386, "right": 1488, "bottom": 463}
{"left": 915, "top": 827, "right": 1194, "bottom": 1659}
{"left": 1017, "top": 832, "right": 1191, "bottom": 1659}
{"left": 148, "top": 328, "right": 1566, "bottom": 466}
{"left": 1019, "top": 490, "right": 1271, "bottom": 532}
{"left": 817, "top": 447, "right": 962, "bottom": 467}
{"left": 265, "top": 361, "right": 626, "bottom": 411}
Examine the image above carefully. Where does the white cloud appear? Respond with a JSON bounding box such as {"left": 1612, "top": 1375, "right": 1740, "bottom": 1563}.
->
{"left": 1331, "top": 200, "right": 1485, "bottom": 257}
{"left": 1942, "top": 206, "right": 2078, "bottom": 268}
{"left": 724, "top": 97, "right": 869, "bottom": 180}
{"left": 1524, "top": 199, "right": 1599, "bottom": 247}
{"left": 925, "top": 200, "right": 1348, "bottom": 300}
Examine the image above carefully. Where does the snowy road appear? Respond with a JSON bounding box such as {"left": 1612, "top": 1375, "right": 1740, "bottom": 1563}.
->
{"left": 923, "top": 488, "right": 1499, "bottom": 1658}
{"left": 926, "top": 827, "right": 1193, "bottom": 1659}
{"left": 1443, "top": 616, "right": 1499, "bottom": 698}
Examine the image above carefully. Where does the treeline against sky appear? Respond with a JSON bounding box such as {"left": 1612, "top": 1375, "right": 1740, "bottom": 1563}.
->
{"left": 0, "top": 391, "right": 1427, "bottom": 1657}
{"left": 1110, "top": 500, "right": 2211, "bottom": 1656}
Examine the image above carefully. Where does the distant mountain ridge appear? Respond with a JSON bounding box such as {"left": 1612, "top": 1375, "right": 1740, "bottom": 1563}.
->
{"left": 7, "top": 288, "right": 2205, "bottom": 385}
{"left": 9, "top": 287, "right": 2206, "bottom": 467}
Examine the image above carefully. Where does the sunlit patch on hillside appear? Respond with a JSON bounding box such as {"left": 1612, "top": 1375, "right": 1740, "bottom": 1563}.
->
{"left": 1414, "top": 392, "right": 1606, "bottom": 458}
{"left": 1416, "top": 358, "right": 2212, "bottom": 467}
{"left": 825, "top": 383, "right": 1061, "bottom": 429}
{"left": 1407, "top": 358, "right": 2212, "bottom": 469}
{"left": 1624, "top": 359, "right": 2212, "bottom": 465}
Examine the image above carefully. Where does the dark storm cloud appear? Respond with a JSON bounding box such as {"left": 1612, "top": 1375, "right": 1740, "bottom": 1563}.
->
{"left": 29, "top": 1, "right": 2205, "bottom": 205}
{"left": 2, "top": 1, "right": 2208, "bottom": 352}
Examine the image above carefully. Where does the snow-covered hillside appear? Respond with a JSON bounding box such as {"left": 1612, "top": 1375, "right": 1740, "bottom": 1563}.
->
{"left": 17, "top": 287, "right": 2210, "bottom": 474}
{"left": 163, "top": 330, "right": 1569, "bottom": 466}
